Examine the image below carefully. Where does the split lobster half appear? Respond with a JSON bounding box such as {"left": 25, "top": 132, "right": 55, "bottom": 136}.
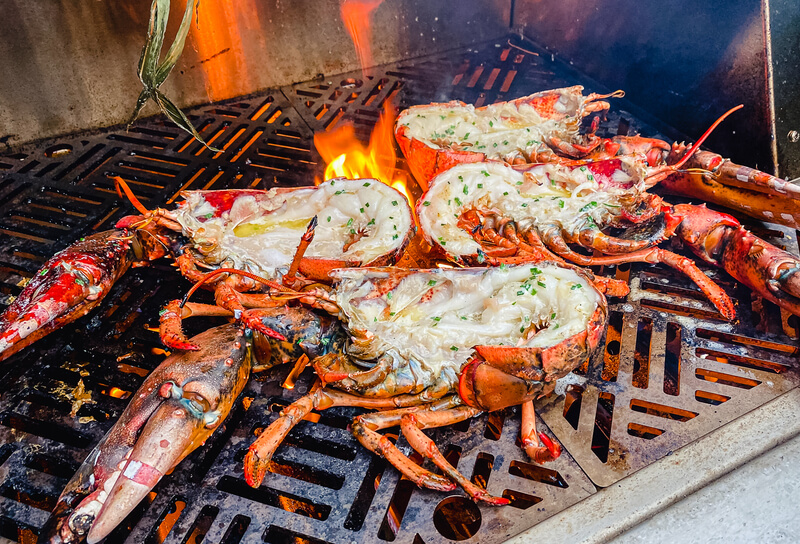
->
{"left": 396, "top": 85, "right": 623, "bottom": 187}
{"left": 243, "top": 264, "right": 607, "bottom": 503}
{"left": 416, "top": 160, "right": 800, "bottom": 319}
{"left": 0, "top": 177, "right": 415, "bottom": 361}
{"left": 43, "top": 263, "right": 606, "bottom": 540}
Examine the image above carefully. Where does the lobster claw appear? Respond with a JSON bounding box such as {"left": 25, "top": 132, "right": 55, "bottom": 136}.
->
{"left": 674, "top": 204, "right": 800, "bottom": 316}
{"left": 0, "top": 230, "right": 136, "bottom": 362}
{"left": 41, "top": 324, "right": 251, "bottom": 544}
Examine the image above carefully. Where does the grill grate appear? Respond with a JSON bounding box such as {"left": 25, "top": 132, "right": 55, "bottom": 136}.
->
{"left": 0, "top": 36, "right": 798, "bottom": 544}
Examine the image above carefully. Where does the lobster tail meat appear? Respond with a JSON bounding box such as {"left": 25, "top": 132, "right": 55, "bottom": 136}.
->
{"left": 173, "top": 178, "right": 415, "bottom": 283}
{"left": 331, "top": 263, "right": 606, "bottom": 405}
{"left": 396, "top": 86, "right": 623, "bottom": 188}
{"left": 0, "top": 230, "right": 136, "bottom": 362}
{"left": 42, "top": 324, "right": 251, "bottom": 543}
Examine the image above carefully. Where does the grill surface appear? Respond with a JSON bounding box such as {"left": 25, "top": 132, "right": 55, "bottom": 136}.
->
{"left": 0, "top": 36, "right": 798, "bottom": 544}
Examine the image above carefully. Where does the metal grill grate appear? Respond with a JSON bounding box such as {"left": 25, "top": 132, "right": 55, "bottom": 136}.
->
{"left": 0, "top": 36, "right": 798, "bottom": 544}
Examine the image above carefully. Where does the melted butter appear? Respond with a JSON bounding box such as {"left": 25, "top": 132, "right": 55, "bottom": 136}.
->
{"left": 233, "top": 217, "right": 312, "bottom": 238}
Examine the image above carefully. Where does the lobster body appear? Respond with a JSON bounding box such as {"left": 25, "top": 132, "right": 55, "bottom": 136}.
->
{"left": 243, "top": 264, "right": 607, "bottom": 502}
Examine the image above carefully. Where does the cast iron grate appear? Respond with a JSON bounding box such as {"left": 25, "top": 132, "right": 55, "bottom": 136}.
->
{"left": 0, "top": 35, "right": 798, "bottom": 544}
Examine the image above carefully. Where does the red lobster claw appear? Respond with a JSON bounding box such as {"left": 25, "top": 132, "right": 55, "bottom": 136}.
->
{"left": 41, "top": 324, "right": 251, "bottom": 543}
{"left": 0, "top": 230, "right": 136, "bottom": 362}
{"left": 674, "top": 204, "right": 800, "bottom": 316}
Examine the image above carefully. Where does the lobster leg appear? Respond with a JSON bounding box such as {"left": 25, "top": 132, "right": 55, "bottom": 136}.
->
{"left": 576, "top": 227, "right": 653, "bottom": 254}
{"left": 520, "top": 400, "right": 562, "bottom": 464}
{"left": 282, "top": 215, "right": 317, "bottom": 288}
{"left": 159, "top": 300, "right": 234, "bottom": 350}
{"left": 547, "top": 134, "right": 603, "bottom": 159}
{"left": 351, "top": 406, "right": 457, "bottom": 493}
{"left": 0, "top": 230, "right": 138, "bottom": 362}
{"left": 42, "top": 324, "right": 251, "bottom": 543}
{"left": 244, "top": 384, "right": 328, "bottom": 488}
{"left": 398, "top": 407, "right": 509, "bottom": 505}
{"left": 540, "top": 226, "right": 736, "bottom": 320}
{"left": 314, "top": 352, "right": 397, "bottom": 390}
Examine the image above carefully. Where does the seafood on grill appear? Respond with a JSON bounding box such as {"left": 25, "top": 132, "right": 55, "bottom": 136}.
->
{"left": 0, "top": 178, "right": 415, "bottom": 361}
{"left": 43, "top": 263, "right": 606, "bottom": 540}
{"left": 396, "top": 87, "right": 800, "bottom": 230}
{"left": 244, "top": 264, "right": 607, "bottom": 504}
{"left": 395, "top": 85, "right": 624, "bottom": 187}
{"left": 416, "top": 160, "right": 800, "bottom": 319}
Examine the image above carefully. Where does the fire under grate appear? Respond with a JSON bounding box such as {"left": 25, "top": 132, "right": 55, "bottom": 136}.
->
{"left": 0, "top": 35, "right": 798, "bottom": 544}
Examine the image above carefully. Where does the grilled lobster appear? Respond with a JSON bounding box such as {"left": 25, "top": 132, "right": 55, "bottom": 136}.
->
{"left": 398, "top": 90, "right": 800, "bottom": 319}
{"left": 243, "top": 264, "right": 607, "bottom": 503}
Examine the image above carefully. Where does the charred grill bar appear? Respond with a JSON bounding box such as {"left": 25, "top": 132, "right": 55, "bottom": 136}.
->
{"left": 0, "top": 3, "right": 799, "bottom": 543}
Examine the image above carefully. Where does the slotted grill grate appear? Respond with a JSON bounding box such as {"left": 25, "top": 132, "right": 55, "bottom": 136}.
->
{"left": 0, "top": 36, "right": 798, "bottom": 544}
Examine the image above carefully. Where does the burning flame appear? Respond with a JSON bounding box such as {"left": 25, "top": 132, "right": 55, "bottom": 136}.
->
{"left": 340, "top": 0, "right": 384, "bottom": 77}
{"left": 314, "top": 102, "right": 414, "bottom": 207}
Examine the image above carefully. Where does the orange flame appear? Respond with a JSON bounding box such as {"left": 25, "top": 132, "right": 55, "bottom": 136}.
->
{"left": 340, "top": 0, "right": 384, "bottom": 77}
{"left": 314, "top": 102, "right": 414, "bottom": 208}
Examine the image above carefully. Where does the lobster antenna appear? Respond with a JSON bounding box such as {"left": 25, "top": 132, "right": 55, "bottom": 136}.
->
{"left": 673, "top": 104, "right": 744, "bottom": 170}
{"left": 179, "top": 267, "right": 299, "bottom": 308}
{"left": 593, "top": 89, "right": 626, "bottom": 100}
{"left": 114, "top": 176, "right": 152, "bottom": 216}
